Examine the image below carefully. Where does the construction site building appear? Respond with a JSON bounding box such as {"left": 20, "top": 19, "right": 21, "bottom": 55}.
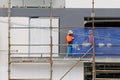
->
{"left": 0, "top": 0, "right": 120, "bottom": 80}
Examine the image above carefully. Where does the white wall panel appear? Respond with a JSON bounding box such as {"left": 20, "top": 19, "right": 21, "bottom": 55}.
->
{"left": 11, "top": 29, "right": 29, "bottom": 44}
{"left": 10, "top": 17, "right": 58, "bottom": 56}
{"left": 66, "top": 0, "right": 120, "bottom": 8}
{"left": 10, "top": 62, "right": 84, "bottom": 80}
{"left": 30, "top": 46, "right": 50, "bottom": 53}
{"left": 24, "top": 0, "right": 44, "bottom": 6}
{"left": 11, "top": 64, "right": 50, "bottom": 79}
{"left": 10, "top": 17, "right": 29, "bottom": 56}
{"left": 30, "top": 18, "right": 58, "bottom": 27}
{"left": 11, "top": 17, "right": 29, "bottom": 27}
{"left": 53, "top": 62, "right": 84, "bottom": 80}
{"left": 0, "top": 0, "right": 7, "bottom": 8}
{"left": 52, "top": 29, "right": 58, "bottom": 44}
{"left": 0, "top": 18, "right": 8, "bottom": 50}
{"left": 95, "top": 0, "right": 120, "bottom": 8}
{"left": 52, "top": 29, "right": 58, "bottom": 54}
{"left": 1, "top": 0, "right": 120, "bottom": 8}
{"left": 0, "top": 17, "right": 8, "bottom": 80}
{"left": 30, "top": 29, "right": 50, "bottom": 44}
{"left": 66, "top": 0, "right": 91, "bottom": 8}
{"left": 11, "top": 0, "right": 64, "bottom": 8}
{"left": 30, "top": 18, "right": 59, "bottom": 56}
{"left": 11, "top": 0, "right": 23, "bottom": 7}
{"left": 11, "top": 46, "right": 28, "bottom": 54}
{"left": 53, "top": 0, "right": 65, "bottom": 8}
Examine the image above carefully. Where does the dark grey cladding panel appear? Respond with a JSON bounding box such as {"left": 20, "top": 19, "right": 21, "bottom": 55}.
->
{"left": 11, "top": 8, "right": 50, "bottom": 17}
{"left": 1, "top": 8, "right": 120, "bottom": 26}
{"left": 0, "top": 8, "right": 8, "bottom": 17}
{"left": 94, "top": 9, "right": 120, "bottom": 17}
{"left": 9, "top": 8, "right": 90, "bottom": 26}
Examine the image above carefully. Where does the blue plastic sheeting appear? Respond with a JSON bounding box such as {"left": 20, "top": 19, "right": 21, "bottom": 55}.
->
{"left": 72, "top": 28, "right": 120, "bottom": 57}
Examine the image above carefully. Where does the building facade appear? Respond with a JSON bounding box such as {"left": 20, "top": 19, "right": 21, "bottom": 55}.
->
{"left": 0, "top": 0, "right": 120, "bottom": 80}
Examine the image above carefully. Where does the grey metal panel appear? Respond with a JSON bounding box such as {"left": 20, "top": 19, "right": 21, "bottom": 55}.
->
{"left": 1, "top": 8, "right": 120, "bottom": 26}
{"left": 1, "top": 8, "right": 120, "bottom": 53}
{"left": 11, "top": 8, "right": 50, "bottom": 17}
{"left": 0, "top": 8, "right": 8, "bottom": 16}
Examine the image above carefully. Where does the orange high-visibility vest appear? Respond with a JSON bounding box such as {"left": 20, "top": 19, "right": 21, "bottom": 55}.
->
{"left": 66, "top": 35, "right": 73, "bottom": 42}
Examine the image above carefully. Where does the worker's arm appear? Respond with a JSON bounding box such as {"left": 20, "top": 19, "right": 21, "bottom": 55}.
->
{"left": 72, "top": 37, "right": 74, "bottom": 40}
{"left": 66, "top": 41, "right": 69, "bottom": 46}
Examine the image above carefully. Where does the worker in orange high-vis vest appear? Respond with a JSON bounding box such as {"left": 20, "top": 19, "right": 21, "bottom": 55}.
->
{"left": 66, "top": 30, "right": 74, "bottom": 57}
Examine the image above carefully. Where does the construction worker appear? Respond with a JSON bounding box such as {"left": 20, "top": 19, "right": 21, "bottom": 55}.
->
{"left": 66, "top": 30, "right": 74, "bottom": 57}
{"left": 88, "top": 30, "right": 93, "bottom": 43}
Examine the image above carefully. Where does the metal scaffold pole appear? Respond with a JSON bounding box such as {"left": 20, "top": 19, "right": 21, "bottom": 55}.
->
{"left": 8, "top": 0, "right": 11, "bottom": 80}
{"left": 50, "top": 0, "right": 53, "bottom": 80}
{"left": 92, "top": 0, "right": 96, "bottom": 80}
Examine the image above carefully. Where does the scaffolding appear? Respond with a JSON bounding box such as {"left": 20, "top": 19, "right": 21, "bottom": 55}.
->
{"left": 7, "top": 0, "right": 120, "bottom": 80}
{"left": 91, "top": 0, "right": 96, "bottom": 80}
{"left": 7, "top": 0, "right": 92, "bottom": 80}
{"left": 8, "top": 0, "right": 11, "bottom": 80}
{"left": 7, "top": 0, "right": 96, "bottom": 80}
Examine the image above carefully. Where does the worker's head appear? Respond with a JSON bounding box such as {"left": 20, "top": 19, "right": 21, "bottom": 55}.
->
{"left": 68, "top": 30, "right": 73, "bottom": 34}
{"left": 88, "top": 30, "right": 92, "bottom": 35}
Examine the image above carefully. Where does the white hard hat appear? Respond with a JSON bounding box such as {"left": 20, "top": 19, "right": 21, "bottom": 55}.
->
{"left": 88, "top": 30, "right": 92, "bottom": 34}
{"left": 68, "top": 30, "right": 73, "bottom": 34}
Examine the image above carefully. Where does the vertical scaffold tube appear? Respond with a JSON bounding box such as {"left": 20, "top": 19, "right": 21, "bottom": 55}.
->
{"left": 50, "top": 0, "right": 53, "bottom": 80}
{"left": 8, "top": 0, "right": 11, "bottom": 80}
{"left": 92, "top": 0, "right": 96, "bottom": 80}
